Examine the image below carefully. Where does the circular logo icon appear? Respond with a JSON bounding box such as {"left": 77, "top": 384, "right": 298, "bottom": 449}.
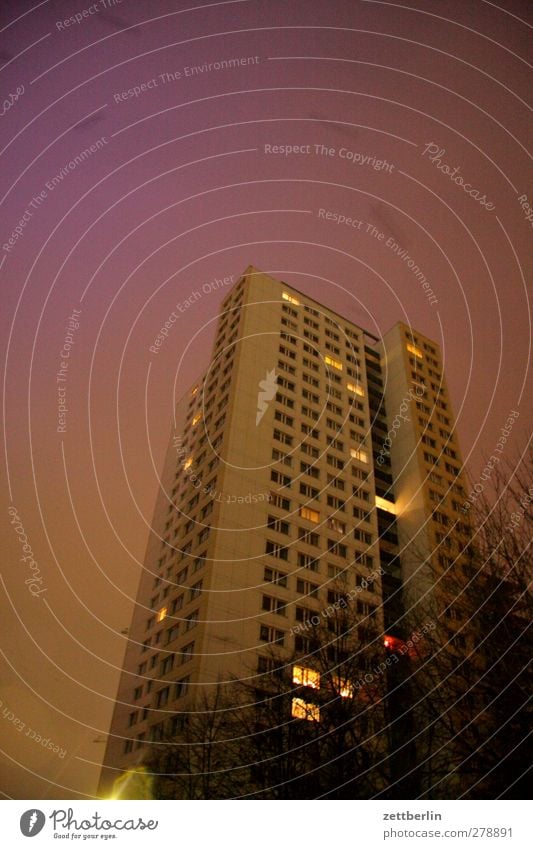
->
{"left": 20, "top": 810, "right": 46, "bottom": 837}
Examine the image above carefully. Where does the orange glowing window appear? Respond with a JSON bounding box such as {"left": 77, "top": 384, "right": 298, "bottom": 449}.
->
{"left": 157, "top": 607, "right": 168, "bottom": 623}
{"left": 299, "top": 506, "right": 320, "bottom": 523}
{"left": 384, "top": 634, "right": 405, "bottom": 652}
{"left": 292, "top": 665, "right": 320, "bottom": 689}
{"left": 332, "top": 675, "right": 353, "bottom": 698}
{"left": 325, "top": 355, "right": 343, "bottom": 371}
{"left": 291, "top": 698, "right": 320, "bottom": 721}
{"left": 406, "top": 343, "right": 423, "bottom": 359}
{"left": 350, "top": 447, "right": 368, "bottom": 463}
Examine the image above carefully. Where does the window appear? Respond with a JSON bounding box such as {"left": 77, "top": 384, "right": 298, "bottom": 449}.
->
{"left": 189, "top": 581, "right": 202, "bottom": 600}
{"left": 275, "top": 392, "right": 295, "bottom": 409}
{"left": 198, "top": 526, "right": 210, "bottom": 543}
{"left": 292, "top": 665, "right": 320, "bottom": 689}
{"left": 292, "top": 698, "right": 320, "bottom": 721}
{"left": 278, "top": 359, "right": 296, "bottom": 375}
{"left": 278, "top": 376, "right": 296, "bottom": 392}
{"left": 298, "top": 551, "right": 319, "bottom": 571}
{"left": 161, "top": 654, "right": 174, "bottom": 675}
{"left": 266, "top": 540, "right": 289, "bottom": 560}
{"left": 327, "top": 474, "right": 345, "bottom": 490}
{"left": 347, "top": 382, "right": 365, "bottom": 397}
{"left": 274, "top": 410, "right": 294, "bottom": 427}
{"left": 258, "top": 656, "right": 282, "bottom": 675}
{"left": 128, "top": 711, "right": 138, "bottom": 727}
{"left": 281, "top": 316, "right": 298, "bottom": 331}
{"left": 259, "top": 625, "right": 285, "bottom": 645}
{"left": 185, "top": 610, "right": 199, "bottom": 630}
{"left": 282, "top": 292, "right": 300, "bottom": 305}
{"left": 262, "top": 595, "right": 286, "bottom": 615}
{"left": 154, "top": 687, "right": 169, "bottom": 708}
{"left": 327, "top": 516, "right": 346, "bottom": 533}
{"left": 325, "top": 355, "right": 343, "bottom": 371}
{"left": 166, "top": 624, "right": 179, "bottom": 644}
{"left": 193, "top": 554, "right": 206, "bottom": 572}
{"left": 354, "top": 528, "right": 372, "bottom": 544}
{"left": 174, "top": 677, "right": 189, "bottom": 700}
{"left": 264, "top": 566, "right": 287, "bottom": 587}
{"left": 332, "top": 675, "right": 353, "bottom": 698}
{"left": 300, "top": 462, "right": 320, "bottom": 479}
{"left": 406, "top": 342, "right": 423, "bottom": 359}
{"left": 350, "top": 447, "right": 368, "bottom": 463}
{"left": 279, "top": 345, "right": 296, "bottom": 360}
{"left": 270, "top": 492, "right": 291, "bottom": 510}
{"left": 328, "top": 539, "right": 347, "bottom": 558}
{"left": 170, "top": 595, "right": 184, "bottom": 615}
{"left": 267, "top": 515, "right": 290, "bottom": 534}
{"left": 326, "top": 494, "right": 345, "bottom": 511}
{"left": 301, "top": 405, "right": 319, "bottom": 422}
{"left": 301, "top": 423, "right": 319, "bottom": 438}
{"left": 157, "top": 606, "right": 167, "bottom": 623}
{"left": 297, "top": 528, "right": 320, "bottom": 546}
{"left": 295, "top": 605, "right": 315, "bottom": 622}
{"left": 180, "top": 642, "right": 194, "bottom": 664}
{"left": 282, "top": 303, "right": 298, "bottom": 318}
{"left": 327, "top": 454, "right": 344, "bottom": 470}
{"left": 299, "top": 483, "right": 319, "bottom": 500}
{"left": 296, "top": 579, "right": 319, "bottom": 598}
{"left": 271, "top": 469, "right": 291, "bottom": 488}
{"left": 294, "top": 635, "right": 311, "bottom": 653}
{"left": 299, "top": 505, "right": 320, "bottom": 522}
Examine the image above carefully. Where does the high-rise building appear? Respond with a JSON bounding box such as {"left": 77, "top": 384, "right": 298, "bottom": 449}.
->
{"left": 98, "top": 266, "right": 468, "bottom": 796}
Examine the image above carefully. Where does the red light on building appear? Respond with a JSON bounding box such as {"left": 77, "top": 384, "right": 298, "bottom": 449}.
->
{"left": 383, "top": 634, "right": 405, "bottom": 652}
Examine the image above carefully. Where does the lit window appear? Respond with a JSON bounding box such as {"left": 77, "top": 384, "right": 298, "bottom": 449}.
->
{"left": 332, "top": 675, "right": 353, "bottom": 698}
{"left": 191, "top": 386, "right": 199, "bottom": 396}
{"left": 299, "top": 506, "right": 320, "bottom": 523}
{"left": 375, "top": 495, "right": 396, "bottom": 514}
{"left": 347, "top": 382, "right": 364, "bottom": 396}
{"left": 192, "top": 413, "right": 202, "bottom": 426}
{"left": 384, "top": 634, "right": 405, "bottom": 652}
{"left": 325, "top": 355, "right": 343, "bottom": 371}
{"left": 327, "top": 517, "right": 346, "bottom": 534}
{"left": 157, "top": 606, "right": 167, "bottom": 623}
{"left": 183, "top": 457, "right": 193, "bottom": 470}
{"left": 406, "top": 343, "right": 423, "bottom": 359}
{"left": 282, "top": 292, "right": 300, "bottom": 306}
{"left": 291, "top": 698, "right": 320, "bottom": 721}
{"left": 292, "top": 665, "right": 320, "bottom": 689}
{"left": 350, "top": 448, "right": 368, "bottom": 463}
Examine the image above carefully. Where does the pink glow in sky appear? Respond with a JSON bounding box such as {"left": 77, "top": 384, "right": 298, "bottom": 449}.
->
{"left": 1, "top": 0, "right": 531, "bottom": 798}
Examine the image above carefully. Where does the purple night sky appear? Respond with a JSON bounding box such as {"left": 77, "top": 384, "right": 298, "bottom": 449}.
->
{"left": 1, "top": 0, "right": 531, "bottom": 798}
